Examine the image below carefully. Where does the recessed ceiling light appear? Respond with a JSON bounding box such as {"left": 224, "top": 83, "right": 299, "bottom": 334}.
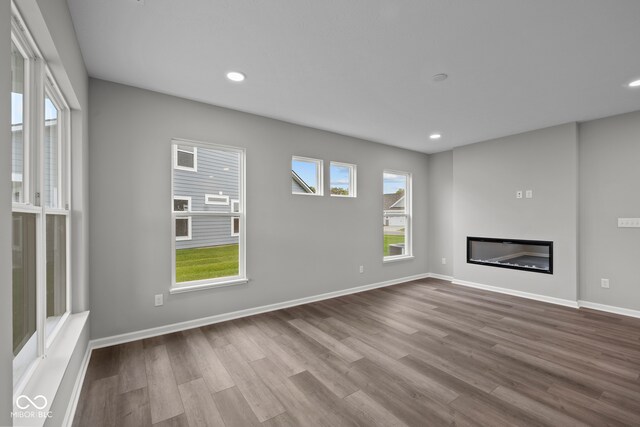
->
{"left": 226, "top": 71, "right": 245, "bottom": 82}
{"left": 629, "top": 79, "right": 640, "bottom": 88}
{"left": 430, "top": 133, "right": 442, "bottom": 140}
{"left": 432, "top": 73, "right": 448, "bottom": 82}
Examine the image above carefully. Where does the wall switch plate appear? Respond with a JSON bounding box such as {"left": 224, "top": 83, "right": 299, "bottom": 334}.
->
{"left": 601, "top": 279, "right": 610, "bottom": 289}
{"left": 359, "top": 265, "right": 364, "bottom": 274}
{"left": 618, "top": 218, "right": 640, "bottom": 228}
{"left": 525, "top": 190, "right": 533, "bottom": 199}
{"left": 516, "top": 191, "right": 523, "bottom": 199}
{"left": 154, "top": 294, "right": 163, "bottom": 306}
{"left": 441, "top": 258, "right": 447, "bottom": 265}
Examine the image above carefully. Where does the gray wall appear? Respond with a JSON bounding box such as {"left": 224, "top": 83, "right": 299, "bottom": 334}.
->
{"left": 579, "top": 110, "right": 640, "bottom": 311}
{"left": 1, "top": 0, "right": 14, "bottom": 423}
{"left": 452, "top": 123, "right": 578, "bottom": 301}
{"left": 89, "top": 78, "right": 429, "bottom": 339}
{"left": 427, "top": 150, "right": 453, "bottom": 277}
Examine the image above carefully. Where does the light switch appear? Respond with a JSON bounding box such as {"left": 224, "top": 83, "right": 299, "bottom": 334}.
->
{"left": 525, "top": 190, "right": 533, "bottom": 199}
{"left": 618, "top": 218, "right": 640, "bottom": 228}
{"left": 516, "top": 191, "right": 523, "bottom": 199}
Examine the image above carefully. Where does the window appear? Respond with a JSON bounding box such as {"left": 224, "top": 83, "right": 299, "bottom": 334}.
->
{"left": 11, "top": 14, "right": 71, "bottom": 390}
{"left": 292, "top": 156, "right": 323, "bottom": 195}
{"left": 173, "top": 197, "right": 191, "bottom": 241}
{"left": 205, "top": 194, "right": 230, "bottom": 205}
{"left": 173, "top": 196, "right": 191, "bottom": 212}
{"left": 174, "top": 145, "right": 197, "bottom": 171}
{"left": 171, "top": 139, "right": 246, "bottom": 292}
{"left": 383, "top": 170, "right": 412, "bottom": 261}
{"left": 231, "top": 200, "right": 239, "bottom": 236}
{"left": 330, "top": 162, "right": 356, "bottom": 197}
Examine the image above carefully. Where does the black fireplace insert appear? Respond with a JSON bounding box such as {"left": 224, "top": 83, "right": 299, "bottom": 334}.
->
{"left": 467, "top": 237, "right": 553, "bottom": 274}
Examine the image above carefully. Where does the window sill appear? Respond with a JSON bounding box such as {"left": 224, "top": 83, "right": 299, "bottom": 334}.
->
{"left": 383, "top": 255, "right": 415, "bottom": 263}
{"left": 169, "top": 278, "right": 249, "bottom": 294}
{"left": 13, "top": 311, "right": 89, "bottom": 427}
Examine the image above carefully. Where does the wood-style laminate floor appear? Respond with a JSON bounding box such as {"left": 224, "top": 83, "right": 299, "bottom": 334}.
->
{"left": 73, "top": 278, "right": 640, "bottom": 426}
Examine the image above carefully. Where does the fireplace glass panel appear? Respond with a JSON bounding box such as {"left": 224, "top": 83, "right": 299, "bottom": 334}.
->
{"left": 467, "top": 237, "right": 552, "bottom": 274}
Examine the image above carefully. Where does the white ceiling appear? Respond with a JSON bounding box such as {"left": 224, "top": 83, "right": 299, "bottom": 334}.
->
{"left": 67, "top": 0, "right": 640, "bottom": 153}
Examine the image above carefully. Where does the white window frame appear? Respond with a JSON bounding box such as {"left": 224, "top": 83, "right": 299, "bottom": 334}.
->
{"left": 173, "top": 196, "right": 191, "bottom": 212}
{"left": 173, "top": 196, "right": 192, "bottom": 241}
{"left": 11, "top": 7, "right": 72, "bottom": 395}
{"left": 329, "top": 161, "right": 357, "bottom": 198}
{"left": 170, "top": 138, "right": 247, "bottom": 294}
{"left": 230, "top": 199, "right": 240, "bottom": 236}
{"left": 173, "top": 145, "right": 198, "bottom": 172}
{"left": 205, "top": 194, "right": 230, "bottom": 205}
{"left": 175, "top": 217, "right": 192, "bottom": 241}
{"left": 383, "top": 170, "right": 413, "bottom": 263}
{"left": 292, "top": 156, "right": 324, "bottom": 196}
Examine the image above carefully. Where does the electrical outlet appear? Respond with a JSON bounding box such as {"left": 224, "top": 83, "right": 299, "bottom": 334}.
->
{"left": 525, "top": 190, "right": 533, "bottom": 199}
{"left": 441, "top": 258, "right": 447, "bottom": 265}
{"left": 601, "top": 279, "right": 610, "bottom": 289}
{"left": 359, "top": 265, "right": 364, "bottom": 274}
{"left": 516, "top": 191, "right": 523, "bottom": 199}
{"left": 154, "top": 294, "right": 164, "bottom": 306}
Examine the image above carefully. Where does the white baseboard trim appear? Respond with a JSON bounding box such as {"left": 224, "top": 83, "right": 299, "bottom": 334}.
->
{"left": 62, "top": 342, "right": 92, "bottom": 427}
{"left": 578, "top": 300, "right": 640, "bottom": 319}
{"left": 428, "top": 273, "right": 453, "bottom": 281}
{"left": 91, "top": 273, "right": 431, "bottom": 349}
{"left": 451, "top": 278, "right": 579, "bottom": 308}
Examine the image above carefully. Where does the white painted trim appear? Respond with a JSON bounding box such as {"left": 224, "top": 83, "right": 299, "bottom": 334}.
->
{"left": 578, "top": 300, "right": 640, "bottom": 319}
{"left": 451, "top": 278, "right": 579, "bottom": 308}
{"left": 173, "top": 145, "right": 197, "bottom": 172}
{"left": 204, "top": 194, "right": 229, "bottom": 205}
{"left": 175, "top": 216, "right": 192, "bottom": 241}
{"left": 91, "top": 273, "right": 430, "bottom": 349}
{"left": 292, "top": 156, "right": 324, "bottom": 196}
{"left": 428, "top": 273, "right": 453, "bottom": 281}
{"left": 62, "top": 341, "right": 92, "bottom": 427}
{"left": 329, "top": 161, "right": 357, "bottom": 198}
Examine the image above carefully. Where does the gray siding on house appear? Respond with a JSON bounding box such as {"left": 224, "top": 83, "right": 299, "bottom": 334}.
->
{"left": 292, "top": 176, "right": 306, "bottom": 193}
{"left": 173, "top": 145, "right": 240, "bottom": 249}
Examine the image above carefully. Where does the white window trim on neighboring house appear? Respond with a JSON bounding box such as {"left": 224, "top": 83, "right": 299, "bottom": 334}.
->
{"left": 173, "top": 145, "right": 198, "bottom": 172}
{"left": 173, "top": 196, "right": 192, "bottom": 241}
{"left": 383, "top": 169, "right": 413, "bottom": 263}
{"left": 173, "top": 195, "right": 191, "bottom": 212}
{"left": 175, "top": 217, "right": 192, "bottom": 241}
{"left": 329, "top": 161, "right": 357, "bottom": 198}
{"left": 230, "top": 199, "right": 239, "bottom": 236}
{"left": 205, "top": 194, "right": 230, "bottom": 205}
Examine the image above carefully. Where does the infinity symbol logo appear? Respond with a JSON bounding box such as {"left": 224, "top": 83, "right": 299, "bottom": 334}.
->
{"left": 16, "top": 395, "right": 47, "bottom": 410}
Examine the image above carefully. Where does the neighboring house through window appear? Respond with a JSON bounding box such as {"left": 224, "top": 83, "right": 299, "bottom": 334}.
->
{"left": 292, "top": 156, "right": 323, "bottom": 195}
{"left": 171, "top": 139, "right": 246, "bottom": 292}
{"left": 383, "top": 170, "right": 412, "bottom": 260}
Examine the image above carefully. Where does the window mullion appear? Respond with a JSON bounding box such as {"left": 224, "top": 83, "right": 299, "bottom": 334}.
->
{"left": 30, "top": 56, "right": 48, "bottom": 359}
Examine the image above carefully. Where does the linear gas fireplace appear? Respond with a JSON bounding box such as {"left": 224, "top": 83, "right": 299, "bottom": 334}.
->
{"left": 467, "top": 237, "right": 553, "bottom": 274}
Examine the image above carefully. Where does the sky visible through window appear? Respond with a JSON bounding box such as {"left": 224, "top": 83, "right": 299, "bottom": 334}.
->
{"left": 45, "top": 97, "right": 57, "bottom": 121}
{"left": 12, "top": 93, "right": 22, "bottom": 125}
{"left": 292, "top": 159, "right": 318, "bottom": 189}
{"left": 330, "top": 164, "right": 350, "bottom": 191}
{"left": 384, "top": 172, "right": 406, "bottom": 194}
